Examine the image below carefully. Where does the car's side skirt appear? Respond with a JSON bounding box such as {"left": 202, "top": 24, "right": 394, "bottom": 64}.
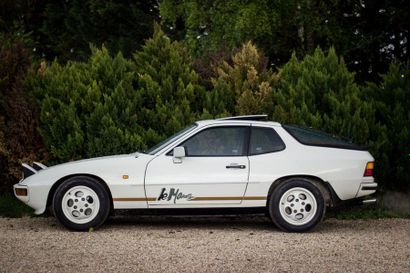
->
{"left": 112, "top": 196, "right": 267, "bottom": 209}
{"left": 113, "top": 207, "right": 267, "bottom": 216}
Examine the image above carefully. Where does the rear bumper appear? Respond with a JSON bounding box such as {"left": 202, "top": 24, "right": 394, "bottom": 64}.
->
{"left": 356, "top": 182, "right": 377, "bottom": 198}
{"left": 325, "top": 179, "right": 378, "bottom": 207}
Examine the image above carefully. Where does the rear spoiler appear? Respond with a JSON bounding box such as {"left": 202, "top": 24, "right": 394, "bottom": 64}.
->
{"left": 22, "top": 162, "right": 47, "bottom": 179}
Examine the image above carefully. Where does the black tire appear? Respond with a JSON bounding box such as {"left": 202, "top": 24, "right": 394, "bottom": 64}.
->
{"left": 52, "top": 176, "right": 110, "bottom": 231}
{"left": 265, "top": 210, "right": 272, "bottom": 220}
{"left": 268, "top": 178, "right": 325, "bottom": 232}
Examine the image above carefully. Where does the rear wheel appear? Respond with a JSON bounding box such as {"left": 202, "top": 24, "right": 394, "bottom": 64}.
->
{"left": 52, "top": 176, "right": 110, "bottom": 231}
{"left": 269, "top": 178, "right": 325, "bottom": 232}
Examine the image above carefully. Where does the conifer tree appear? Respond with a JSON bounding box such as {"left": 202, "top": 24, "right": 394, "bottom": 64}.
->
{"left": 208, "top": 41, "right": 277, "bottom": 116}
{"left": 366, "top": 62, "right": 410, "bottom": 189}
{"left": 133, "top": 23, "right": 205, "bottom": 148}
{"left": 32, "top": 25, "right": 205, "bottom": 161}
{"left": 273, "top": 47, "right": 381, "bottom": 146}
{"left": 31, "top": 47, "right": 144, "bottom": 160}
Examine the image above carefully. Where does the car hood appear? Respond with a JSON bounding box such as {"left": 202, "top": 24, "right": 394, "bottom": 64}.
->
{"left": 20, "top": 152, "right": 154, "bottom": 186}
{"left": 49, "top": 153, "right": 139, "bottom": 168}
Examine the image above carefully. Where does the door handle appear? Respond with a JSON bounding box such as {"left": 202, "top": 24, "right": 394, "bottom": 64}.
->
{"left": 226, "top": 164, "right": 246, "bottom": 169}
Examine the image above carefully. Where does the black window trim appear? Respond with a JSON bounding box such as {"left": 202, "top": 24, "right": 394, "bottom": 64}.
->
{"left": 166, "top": 125, "right": 251, "bottom": 157}
{"left": 248, "top": 125, "right": 286, "bottom": 156}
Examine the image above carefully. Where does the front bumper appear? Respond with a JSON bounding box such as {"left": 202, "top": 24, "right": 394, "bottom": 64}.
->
{"left": 13, "top": 182, "right": 49, "bottom": 215}
{"left": 14, "top": 183, "right": 29, "bottom": 203}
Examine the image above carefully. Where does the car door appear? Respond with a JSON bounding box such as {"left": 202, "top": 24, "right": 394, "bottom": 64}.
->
{"left": 145, "top": 125, "right": 250, "bottom": 206}
{"left": 246, "top": 125, "right": 287, "bottom": 198}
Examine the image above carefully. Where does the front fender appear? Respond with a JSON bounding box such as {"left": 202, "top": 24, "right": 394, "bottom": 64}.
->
{"left": 14, "top": 153, "right": 154, "bottom": 214}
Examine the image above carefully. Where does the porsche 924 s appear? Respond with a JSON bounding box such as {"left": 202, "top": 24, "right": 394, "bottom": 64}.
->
{"left": 14, "top": 115, "right": 377, "bottom": 232}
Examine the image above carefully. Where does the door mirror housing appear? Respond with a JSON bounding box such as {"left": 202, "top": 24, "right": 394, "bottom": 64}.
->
{"left": 173, "top": 146, "right": 186, "bottom": 163}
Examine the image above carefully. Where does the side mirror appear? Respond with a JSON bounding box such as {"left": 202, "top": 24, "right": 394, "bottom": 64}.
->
{"left": 173, "top": 146, "right": 186, "bottom": 163}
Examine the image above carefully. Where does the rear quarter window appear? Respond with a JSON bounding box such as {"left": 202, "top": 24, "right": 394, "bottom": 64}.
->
{"left": 249, "top": 127, "right": 285, "bottom": 155}
{"left": 283, "top": 125, "right": 367, "bottom": 150}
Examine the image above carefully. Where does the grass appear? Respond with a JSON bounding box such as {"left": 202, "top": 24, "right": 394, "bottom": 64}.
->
{"left": 0, "top": 193, "right": 34, "bottom": 218}
{"left": 327, "top": 203, "right": 410, "bottom": 220}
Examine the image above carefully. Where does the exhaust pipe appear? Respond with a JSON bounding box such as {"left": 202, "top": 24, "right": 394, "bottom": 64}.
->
{"left": 362, "top": 198, "right": 377, "bottom": 204}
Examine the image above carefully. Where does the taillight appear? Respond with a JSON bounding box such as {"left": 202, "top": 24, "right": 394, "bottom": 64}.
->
{"left": 364, "top": 162, "right": 374, "bottom": 177}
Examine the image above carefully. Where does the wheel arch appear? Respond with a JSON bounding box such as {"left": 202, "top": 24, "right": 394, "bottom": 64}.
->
{"left": 267, "top": 175, "right": 338, "bottom": 208}
{"left": 46, "top": 174, "right": 114, "bottom": 214}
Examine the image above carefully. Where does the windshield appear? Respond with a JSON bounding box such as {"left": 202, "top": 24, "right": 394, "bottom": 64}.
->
{"left": 145, "top": 124, "right": 198, "bottom": 155}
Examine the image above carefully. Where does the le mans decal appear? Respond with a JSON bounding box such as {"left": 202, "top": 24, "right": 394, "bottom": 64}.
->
{"left": 158, "top": 188, "right": 194, "bottom": 203}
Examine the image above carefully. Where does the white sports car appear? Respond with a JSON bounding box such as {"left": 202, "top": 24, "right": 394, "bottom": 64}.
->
{"left": 14, "top": 115, "right": 377, "bottom": 232}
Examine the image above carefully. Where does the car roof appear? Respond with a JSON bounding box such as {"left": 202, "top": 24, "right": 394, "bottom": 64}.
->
{"left": 196, "top": 115, "right": 282, "bottom": 127}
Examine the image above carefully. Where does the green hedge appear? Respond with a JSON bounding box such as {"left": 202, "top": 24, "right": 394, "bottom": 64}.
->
{"left": 29, "top": 25, "right": 204, "bottom": 161}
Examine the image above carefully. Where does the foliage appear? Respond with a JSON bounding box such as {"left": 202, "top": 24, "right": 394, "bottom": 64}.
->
{"left": 206, "top": 42, "right": 277, "bottom": 116}
{"left": 0, "top": 193, "right": 34, "bottom": 218}
{"left": 31, "top": 25, "right": 204, "bottom": 161}
{"left": 133, "top": 24, "right": 205, "bottom": 148}
{"left": 37, "top": 0, "right": 159, "bottom": 61}
{"left": 323, "top": 0, "right": 410, "bottom": 82}
{"left": 0, "top": 38, "right": 47, "bottom": 193}
{"left": 271, "top": 47, "right": 386, "bottom": 148}
{"left": 191, "top": 45, "right": 234, "bottom": 91}
{"left": 327, "top": 204, "right": 409, "bottom": 220}
{"left": 29, "top": 46, "right": 144, "bottom": 160}
{"left": 0, "top": 0, "right": 159, "bottom": 62}
{"left": 1, "top": 0, "right": 409, "bottom": 80}
{"left": 365, "top": 62, "right": 410, "bottom": 190}
{"left": 160, "top": 0, "right": 410, "bottom": 82}
{"left": 160, "top": 0, "right": 279, "bottom": 59}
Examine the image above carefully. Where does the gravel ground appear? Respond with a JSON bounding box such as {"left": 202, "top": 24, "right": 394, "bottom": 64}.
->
{"left": 0, "top": 215, "right": 409, "bottom": 273}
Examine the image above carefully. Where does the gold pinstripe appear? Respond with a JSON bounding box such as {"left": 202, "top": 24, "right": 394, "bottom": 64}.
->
{"left": 113, "top": 196, "right": 266, "bottom": 201}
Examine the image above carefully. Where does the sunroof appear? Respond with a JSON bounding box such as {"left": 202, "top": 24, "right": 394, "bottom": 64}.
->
{"left": 217, "top": 115, "right": 268, "bottom": 121}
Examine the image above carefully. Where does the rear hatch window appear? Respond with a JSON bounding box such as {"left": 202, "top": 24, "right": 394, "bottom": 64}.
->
{"left": 283, "top": 125, "right": 367, "bottom": 150}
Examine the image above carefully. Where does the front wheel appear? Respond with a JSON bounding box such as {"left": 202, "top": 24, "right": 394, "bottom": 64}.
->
{"left": 52, "top": 176, "right": 110, "bottom": 231}
{"left": 269, "top": 178, "right": 325, "bottom": 232}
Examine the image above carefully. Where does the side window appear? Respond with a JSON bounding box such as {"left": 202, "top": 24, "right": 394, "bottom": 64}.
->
{"left": 249, "top": 127, "right": 285, "bottom": 155}
{"left": 181, "top": 126, "right": 248, "bottom": 156}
